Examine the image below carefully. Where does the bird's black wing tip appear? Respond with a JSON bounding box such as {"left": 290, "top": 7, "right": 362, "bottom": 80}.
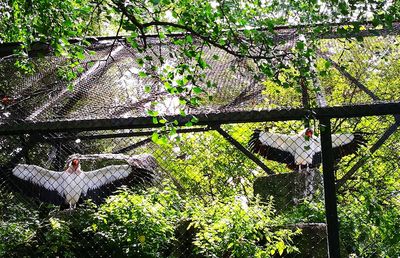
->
{"left": 248, "top": 130, "right": 261, "bottom": 151}
{"left": 353, "top": 133, "right": 367, "bottom": 146}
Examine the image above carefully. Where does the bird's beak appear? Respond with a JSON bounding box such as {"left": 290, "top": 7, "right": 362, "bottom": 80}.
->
{"left": 73, "top": 164, "right": 80, "bottom": 172}
{"left": 68, "top": 159, "right": 80, "bottom": 173}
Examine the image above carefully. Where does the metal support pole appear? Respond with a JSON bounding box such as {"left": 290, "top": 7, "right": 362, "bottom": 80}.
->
{"left": 214, "top": 126, "right": 274, "bottom": 175}
{"left": 113, "top": 138, "right": 152, "bottom": 154}
{"left": 320, "top": 118, "right": 341, "bottom": 258}
{"left": 337, "top": 120, "right": 400, "bottom": 189}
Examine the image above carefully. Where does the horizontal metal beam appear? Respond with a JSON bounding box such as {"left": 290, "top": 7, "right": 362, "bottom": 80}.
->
{"left": 36, "top": 127, "right": 212, "bottom": 142}
{"left": 113, "top": 138, "right": 152, "bottom": 154}
{"left": 1, "top": 22, "right": 400, "bottom": 58}
{"left": 0, "top": 102, "right": 399, "bottom": 136}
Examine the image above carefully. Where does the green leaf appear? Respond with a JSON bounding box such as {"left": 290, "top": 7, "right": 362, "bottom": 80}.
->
{"left": 147, "top": 110, "right": 159, "bottom": 117}
{"left": 137, "top": 58, "right": 144, "bottom": 67}
{"left": 75, "top": 51, "right": 85, "bottom": 60}
{"left": 151, "top": 132, "right": 159, "bottom": 142}
{"left": 324, "top": 61, "right": 332, "bottom": 69}
{"left": 67, "top": 84, "right": 74, "bottom": 92}
{"left": 144, "top": 85, "right": 152, "bottom": 93}
{"left": 296, "top": 41, "right": 305, "bottom": 50}
{"left": 185, "top": 35, "right": 193, "bottom": 44}
{"left": 192, "top": 86, "right": 203, "bottom": 94}
{"left": 139, "top": 71, "right": 147, "bottom": 78}
{"left": 76, "top": 66, "right": 84, "bottom": 73}
{"left": 191, "top": 116, "right": 199, "bottom": 123}
{"left": 160, "top": 135, "right": 168, "bottom": 144}
{"left": 198, "top": 58, "right": 207, "bottom": 69}
{"left": 276, "top": 241, "right": 285, "bottom": 255}
{"left": 338, "top": 2, "right": 349, "bottom": 15}
{"left": 179, "top": 109, "right": 186, "bottom": 117}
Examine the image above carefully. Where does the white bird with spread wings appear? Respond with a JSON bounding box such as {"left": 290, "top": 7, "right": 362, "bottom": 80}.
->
{"left": 12, "top": 154, "right": 158, "bottom": 209}
{"left": 249, "top": 128, "right": 365, "bottom": 171}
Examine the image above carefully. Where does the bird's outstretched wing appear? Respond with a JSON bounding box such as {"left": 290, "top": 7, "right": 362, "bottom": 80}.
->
{"left": 82, "top": 158, "right": 157, "bottom": 203}
{"left": 12, "top": 164, "right": 63, "bottom": 191}
{"left": 312, "top": 133, "right": 366, "bottom": 166}
{"left": 83, "top": 165, "right": 133, "bottom": 192}
{"left": 248, "top": 130, "right": 296, "bottom": 166}
{"left": 11, "top": 164, "right": 65, "bottom": 205}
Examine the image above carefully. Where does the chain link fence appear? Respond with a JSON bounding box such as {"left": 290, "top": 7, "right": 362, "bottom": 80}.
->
{"left": 0, "top": 32, "right": 400, "bottom": 257}
{"left": 1, "top": 112, "right": 399, "bottom": 257}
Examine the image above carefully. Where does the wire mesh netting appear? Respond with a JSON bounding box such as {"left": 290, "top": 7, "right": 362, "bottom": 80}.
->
{"left": 0, "top": 30, "right": 400, "bottom": 257}
{"left": 1, "top": 33, "right": 400, "bottom": 124}
{"left": 1, "top": 116, "right": 399, "bottom": 257}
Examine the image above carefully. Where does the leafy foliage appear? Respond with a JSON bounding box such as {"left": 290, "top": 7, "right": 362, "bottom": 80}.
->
{"left": 1, "top": 0, "right": 398, "bottom": 107}
{"left": 0, "top": 183, "right": 299, "bottom": 257}
{"left": 186, "top": 197, "right": 299, "bottom": 257}
{"left": 88, "top": 186, "right": 180, "bottom": 257}
{"left": 1, "top": 1, "right": 400, "bottom": 257}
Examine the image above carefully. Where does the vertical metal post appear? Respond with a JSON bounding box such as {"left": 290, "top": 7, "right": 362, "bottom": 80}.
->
{"left": 320, "top": 118, "right": 341, "bottom": 257}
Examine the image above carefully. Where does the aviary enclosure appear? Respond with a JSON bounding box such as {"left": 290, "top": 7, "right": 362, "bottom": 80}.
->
{"left": 0, "top": 23, "right": 400, "bottom": 257}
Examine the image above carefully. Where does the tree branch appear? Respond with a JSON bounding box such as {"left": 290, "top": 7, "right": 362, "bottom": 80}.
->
{"left": 112, "top": 0, "right": 288, "bottom": 61}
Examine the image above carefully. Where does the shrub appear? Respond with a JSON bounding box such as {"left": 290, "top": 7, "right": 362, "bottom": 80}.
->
{"left": 88, "top": 187, "right": 181, "bottom": 257}
{"left": 186, "top": 197, "right": 299, "bottom": 257}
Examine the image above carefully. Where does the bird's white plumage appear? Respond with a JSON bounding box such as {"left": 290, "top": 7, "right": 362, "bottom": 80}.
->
{"left": 13, "top": 164, "right": 63, "bottom": 192}
{"left": 12, "top": 164, "right": 133, "bottom": 208}
{"left": 253, "top": 129, "right": 362, "bottom": 168}
{"left": 259, "top": 131, "right": 320, "bottom": 165}
{"left": 83, "top": 165, "right": 132, "bottom": 192}
{"left": 259, "top": 132, "right": 291, "bottom": 150}
{"left": 291, "top": 135, "right": 320, "bottom": 165}
{"left": 332, "top": 134, "right": 354, "bottom": 147}
{"left": 61, "top": 172, "right": 86, "bottom": 207}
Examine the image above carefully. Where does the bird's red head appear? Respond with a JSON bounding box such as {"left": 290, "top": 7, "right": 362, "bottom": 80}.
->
{"left": 305, "top": 128, "right": 313, "bottom": 138}
{"left": 1, "top": 96, "right": 11, "bottom": 105}
{"left": 71, "top": 159, "right": 79, "bottom": 170}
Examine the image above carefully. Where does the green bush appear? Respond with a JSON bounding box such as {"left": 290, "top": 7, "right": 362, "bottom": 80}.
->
{"left": 186, "top": 197, "right": 299, "bottom": 257}
{"left": 88, "top": 187, "right": 181, "bottom": 257}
